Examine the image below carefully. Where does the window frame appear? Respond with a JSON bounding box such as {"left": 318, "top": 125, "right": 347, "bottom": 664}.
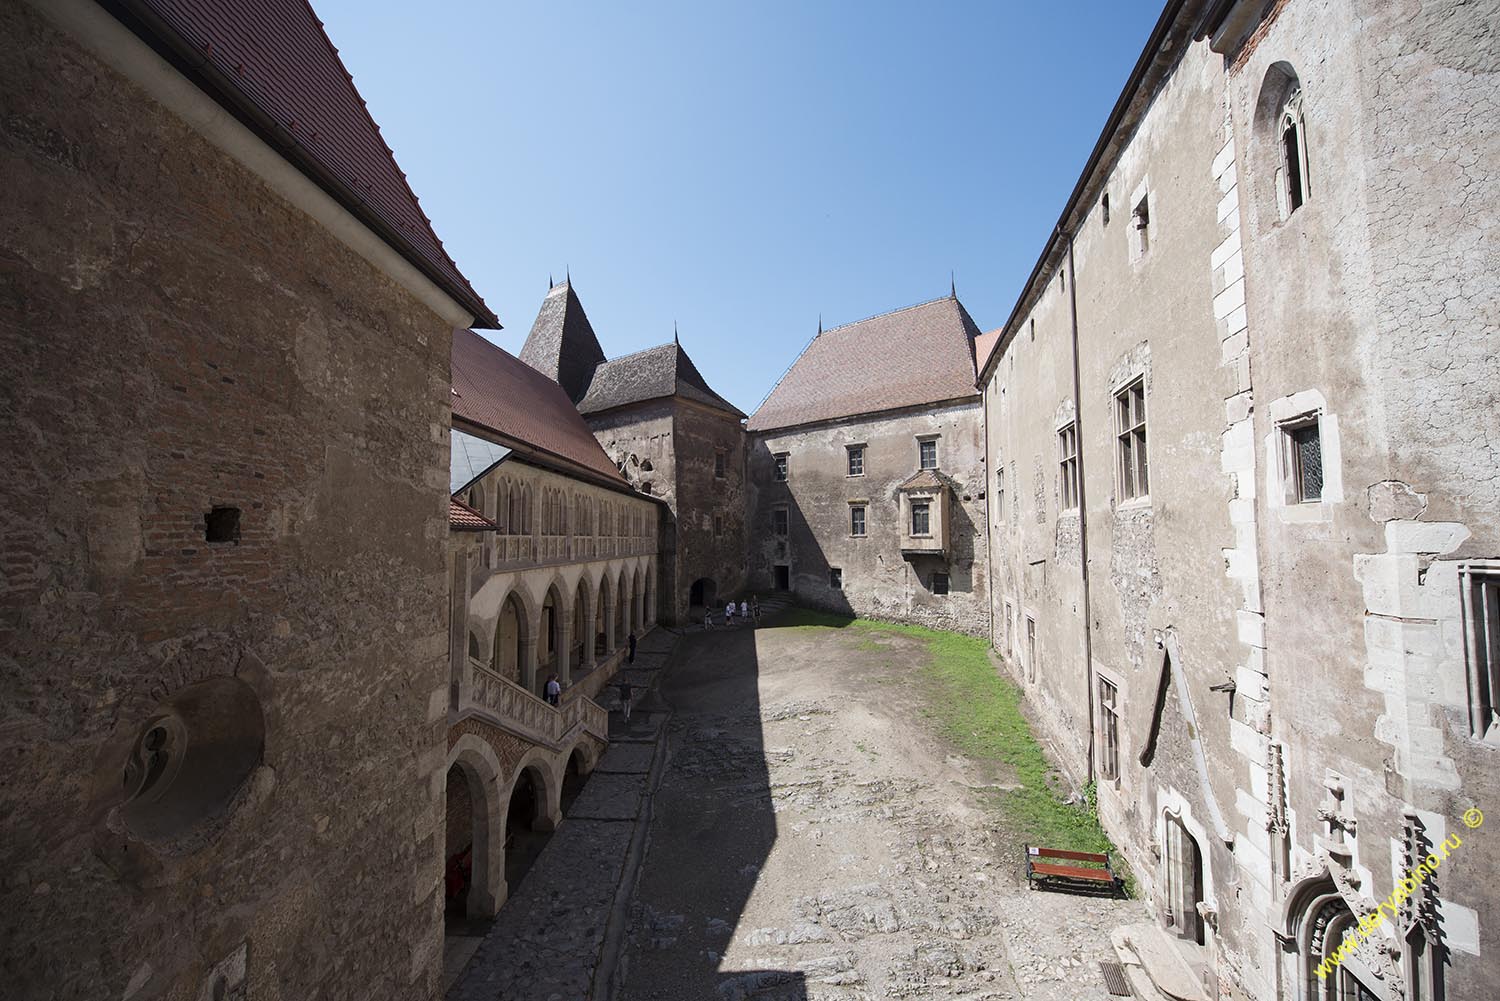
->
{"left": 772, "top": 506, "right": 789, "bottom": 537}
{"left": 1278, "top": 414, "right": 1324, "bottom": 504}
{"left": 918, "top": 437, "right": 939, "bottom": 471}
{"left": 714, "top": 449, "right": 727, "bottom": 479}
{"left": 1098, "top": 676, "right": 1121, "bottom": 781}
{"left": 1462, "top": 562, "right": 1500, "bottom": 742}
{"left": 849, "top": 504, "right": 867, "bottom": 538}
{"left": 773, "top": 453, "right": 789, "bottom": 482}
{"left": 1115, "top": 378, "right": 1149, "bottom": 502}
{"left": 828, "top": 567, "right": 843, "bottom": 590}
{"left": 1058, "top": 422, "right": 1080, "bottom": 512}
{"left": 1277, "top": 88, "right": 1310, "bottom": 220}
{"left": 910, "top": 499, "right": 931, "bottom": 537}
{"left": 931, "top": 572, "right": 950, "bottom": 595}
{"left": 1025, "top": 615, "right": 1037, "bottom": 683}
{"left": 846, "top": 444, "right": 865, "bottom": 478}
{"left": 996, "top": 462, "right": 1006, "bottom": 523}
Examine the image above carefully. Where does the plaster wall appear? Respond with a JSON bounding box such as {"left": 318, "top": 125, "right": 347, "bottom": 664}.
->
{"left": 0, "top": 5, "right": 455, "bottom": 997}
{"left": 748, "top": 400, "right": 987, "bottom": 635}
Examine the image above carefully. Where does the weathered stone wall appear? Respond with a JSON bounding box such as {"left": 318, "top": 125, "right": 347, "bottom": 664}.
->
{"left": 0, "top": 6, "right": 454, "bottom": 998}
{"left": 748, "top": 400, "right": 987, "bottom": 635}
{"left": 1229, "top": 1, "right": 1500, "bottom": 996}
{"left": 672, "top": 402, "right": 749, "bottom": 620}
{"left": 587, "top": 400, "right": 680, "bottom": 620}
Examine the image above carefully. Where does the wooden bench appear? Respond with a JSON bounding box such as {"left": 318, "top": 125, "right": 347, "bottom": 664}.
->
{"left": 1025, "top": 845, "right": 1124, "bottom": 895}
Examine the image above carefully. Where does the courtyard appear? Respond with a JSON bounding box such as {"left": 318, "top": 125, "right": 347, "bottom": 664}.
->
{"left": 616, "top": 611, "right": 1137, "bottom": 1001}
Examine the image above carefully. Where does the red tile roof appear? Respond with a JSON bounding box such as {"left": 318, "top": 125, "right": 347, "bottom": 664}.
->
{"left": 120, "top": 0, "right": 496, "bottom": 327}
{"left": 450, "top": 498, "right": 497, "bottom": 532}
{"left": 973, "top": 328, "right": 1004, "bottom": 383}
{"left": 452, "top": 329, "right": 628, "bottom": 486}
{"left": 748, "top": 297, "right": 984, "bottom": 433}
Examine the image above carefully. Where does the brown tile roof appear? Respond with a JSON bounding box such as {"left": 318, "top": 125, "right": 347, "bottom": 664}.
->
{"left": 973, "top": 328, "right": 1003, "bottom": 384}
{"left": 117, "top": 0, "right": 497, "bottom": 327}
{"left": 897, "top": 469, "right": 950, "bottom": 492}
{"left": 577, "top": 341, "right": 746, "bottom": 419}
{"left": 452, "top": 330, "right": 627, "bottom": 485}
{"left": 747, "top": 297, "right": 984, "bottom": 432}
{"left": 450, "top": 498, "right": 497, "bottom": 532}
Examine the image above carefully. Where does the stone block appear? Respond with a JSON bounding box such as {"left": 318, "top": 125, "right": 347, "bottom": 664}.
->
{"left": 1384, "top": 520, "right": 1470, "bottom": 556}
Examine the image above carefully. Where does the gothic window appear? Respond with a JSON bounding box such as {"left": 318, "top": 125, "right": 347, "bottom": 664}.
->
{"left": 1278, "top": 89, "right": 1309, "bottom": 219}
{"left": 1098, "top": 677, "right": 1120, "bottom": 780}
{"left": 1058, "top": 422, "right": 1079, "bottom": 511}
{"left": 1162, "top": 814, "right": 1205, "bottom": 945}
{"left": 1116, "top": 379, "right": 1148, "bottom": 500}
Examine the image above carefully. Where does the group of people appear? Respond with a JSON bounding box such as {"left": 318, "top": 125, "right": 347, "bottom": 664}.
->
{"left": 707, "top": 596, "right": 760, "bottom": 630}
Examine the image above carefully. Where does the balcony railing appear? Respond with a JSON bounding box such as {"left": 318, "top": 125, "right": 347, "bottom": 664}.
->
{"left": 484, "top": 533, "right": 656, "bottom": 573}
{"left": 462, "top": 661, "right": 608, "bottom": 748}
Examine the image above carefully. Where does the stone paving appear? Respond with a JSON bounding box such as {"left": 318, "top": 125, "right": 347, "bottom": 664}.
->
{"left": 447, "top": 627, "right": 682, "bottom": 1001}
{"left": 616, "top": 617, "right": 1141, "bottom": 1001}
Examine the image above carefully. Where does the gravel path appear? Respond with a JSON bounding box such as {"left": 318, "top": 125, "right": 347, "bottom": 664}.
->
{"left": 616, "top": 618, "right": 1139, "bottom": 1001}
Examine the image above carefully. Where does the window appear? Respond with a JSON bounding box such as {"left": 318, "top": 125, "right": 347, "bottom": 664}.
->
{"left": 996, "top": 464, "right": 1006, "bottom": 522}
{"left": 1098, "top": 678, "right": 1120, "bottom": 780}
{"left": 1278, "top": 416, "right": 1324, "bottom": 503}
{"left": 850, "top": 505, "right": 867, "bottom": 537}
{"left": 1025, "top": 616, "right": 1037, "bottom": 683}
{"left": 1463, "top": 564, "right": 1500, "bottom": 740}
{"left": 714, "top": 450, "right": 726, "bottom": 479}
{"left": 1278, "top": 89, "right": 1309, "bottom": 219}
{"left": 1101, "top": 192, "right": 1110, "bottom": 225}
{"left": 713, "top": 513, "right": 723, "bottom": 536}
{"left": 772, "top": 507, "right": 789, "bottom": 536}
{"left": 829, "top": 567, "right": 843, "bottom": 590}
{"left": 911, "top": 500, "right": 931, "bottom": 536}
{"left": 1116, "top": 379, "right": 1149, "bottom": 501}
{"left": 1004, "top": 601, "right": 1014, "bottom": 656}
{"left": 1131, "top": 193, "right": 1151, "bottom": 258}
{"left": 774, "top": 453, "right": 788, "bottom": 482}
{"left": 931, "top": 572, "right": 949, "bottom": 595}
{"left": 1058, "top": 423, "right": 1079, "bottom": 511}
{"left": 847, "top": 445, "right": 865, "bottom": 477}
{"left": 919, "top": 438, "right": 938, "bottom": 470}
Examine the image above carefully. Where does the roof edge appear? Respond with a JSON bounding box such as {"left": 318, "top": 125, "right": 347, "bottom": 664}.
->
{"left": 747, "top": 393, "right": 981, "bottom": 436}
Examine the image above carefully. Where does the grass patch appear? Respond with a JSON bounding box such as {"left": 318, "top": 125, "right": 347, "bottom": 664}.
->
{"left": 775, "top": 607, "right": 1132, "bottom": 893}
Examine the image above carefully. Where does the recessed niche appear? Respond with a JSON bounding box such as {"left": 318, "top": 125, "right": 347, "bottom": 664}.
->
{"left": 205, "top": 507, "right": 241, "bottom": 544}
{"left": 120, "top": 677, "right": 265, "bottom": 854}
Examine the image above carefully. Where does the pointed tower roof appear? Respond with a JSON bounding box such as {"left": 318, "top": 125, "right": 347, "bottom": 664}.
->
{"left": 576, "top": 341, "right": 745, "bottom": 419}
{"left": 518, "top": 281, "right": 607, "bottom": 403}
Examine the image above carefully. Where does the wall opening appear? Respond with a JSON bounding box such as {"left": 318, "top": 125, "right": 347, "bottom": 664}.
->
{"left": 204, "top": 507, "right": 240, "bottom": 545}
{"left": 505, "top": 767, "right": 551, "bottom": 893}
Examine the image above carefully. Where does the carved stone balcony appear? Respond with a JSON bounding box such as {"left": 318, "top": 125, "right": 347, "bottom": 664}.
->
{"left": 898, "top": 469, "right": 950, "bottom": 557}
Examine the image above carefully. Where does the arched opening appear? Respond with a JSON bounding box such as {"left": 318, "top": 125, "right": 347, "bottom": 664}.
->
{"left": 644, "top": 564, "right": 656, "bottom": 626}
{"left": 540, "top": 586, "right": 560, "bottom": 695}
{"left": 573, "top": 578, "right": 590, "bottom": 673}
{"left": 444, "top": 764, "right": 477, "bottom": 920}
{"left": 561, "top": 747, "right": 591, "bottom": 816}
{"left": 689, "top": 577, "right": 717, "bottom": 613}
{"left": 1255, "top": 62, "right": 1309, "bottom": 225}
{"left": 596, "top": 577, "right": 613, "bottom": 656}
{"left": 1283, "top": 878, "right": 1390, "bottom": 1001}
{"left": 1162, "top": 813, "right": 1205, "bottom": 945}
{"left": 493, "top": 592, "right": 527, "bottom": 687}
{"left": 505, "top": 766, "right": 553, "bottom": 893}
{"left": 632, "top": 567, "right": 645, "bottom": 631}
{"left": 616, "top": 574, "right": 629, "bottom": 646}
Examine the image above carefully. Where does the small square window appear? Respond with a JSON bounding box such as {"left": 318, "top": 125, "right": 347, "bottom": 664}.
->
{"left": 772, "top": 508, "right": 788, "bottom": 536}
{"left": 850, "top": 505, "right": 866, "bottom": 537}
{"left": 715, "top": 450, "right": 726, "bottom": 479}
{"left": 774, "top": 453, "right": 788, "bottom": 482}
{"left": 919, "top": 439, "right": 938, "bottom": 470}
{"left": 847, "top": 445, "right": 865, "bottom": 477}
{"left": 829, "top": 567, "right": 843, "bottom": 590}
{"left": 931, "top": 572, "right": 950, "bottom": 595}
{"left": 911, "top": 501, "right": 930, "bottom": 536}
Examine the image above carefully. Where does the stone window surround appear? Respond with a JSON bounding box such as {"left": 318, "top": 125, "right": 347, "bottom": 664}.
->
{"left": 1095, "top": 664, "right": 1125, "bottom": 786}
{"left": 1057, "top": 420, "right": 1080, "bottom": 513}
{"left": 846, "top": 442, "right": 866, "bottom": 478}
{"left": 848, "top": 499, "right": 868, "bottom": 538}
{"left": 917, "top": 434, "right": 940, "bottom": 471}
{"left": 1128, "top": 175, "right": 1152, "bottom": 264}
{"left": 773, "top": 452, "right": 789, "bottom": 482}
{"left": 1156, "top": 786, "right": 1217, "bottom": 941}
{"left": 909, "top": 495, "right": 934, "bottom": 538}
{"left": 1460, "top": 560, "right": 1500, "bottom": 743}
{"left": 1024, "top": 612, "right": 1038, "bottom": 683}
{"left": 1112, "top": 374, "right": 1151, "bottom": 509}
{"left": 1264, "top": 389, "right": 1343, "bottom": 524}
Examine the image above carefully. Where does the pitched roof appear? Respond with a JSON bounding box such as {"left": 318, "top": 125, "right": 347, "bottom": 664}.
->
{"left": 517, "top": 282, "right": 607, "bottom": 403}
{"left": 972, "top": 328, "right": 1003, "bottom": 385}
{"left": 450, "top": 498, "right": 498, "bottom": 532}
{"left": 898, "top": 469, "right": 949, "bottom": 492}
{"left": 450, "top": 428, "right": 513, "bottom": 495}
{"left": 747, "top": 297, "right": 983, "bottom": 432}
{"left": 577, "top": 341, "right": 746, "bottom": 419}
{"left": 116, "top": 0, "right": 497, "bottom": 327}
{"left": 452, "top": 329, "right": 626, "bottom": 485}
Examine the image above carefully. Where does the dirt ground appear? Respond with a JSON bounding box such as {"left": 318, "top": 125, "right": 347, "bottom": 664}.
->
{"left": 617, "top": 616, "right": 1139, "bottom": 1001}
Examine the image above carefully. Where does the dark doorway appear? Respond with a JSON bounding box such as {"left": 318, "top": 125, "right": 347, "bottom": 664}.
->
{"left": 561, "top": 749, "right": 589, "bottom": 816}
{"left": 444, "top": 764, "right": 474, "bottom": 923}
{"left": 505, "top": 768, "right": 550, "bottom": 893}
{"left": 689, "top": 577, "right": 717, "bottom": 611}
{"left": 774, "top": 565, "right": 790, "bottom": 591}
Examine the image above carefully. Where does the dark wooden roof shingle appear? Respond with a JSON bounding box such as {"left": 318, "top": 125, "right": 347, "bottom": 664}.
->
{"left": 577, "top": 342, "right": 745, "bottom": 419}
{"left": 517, "top": 282, "right": 607, "bottom": 403}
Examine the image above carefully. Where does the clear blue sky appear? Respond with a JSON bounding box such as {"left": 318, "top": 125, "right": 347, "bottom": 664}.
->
{"left": 316, "top": 1, "right": 1164, "bottom": 415}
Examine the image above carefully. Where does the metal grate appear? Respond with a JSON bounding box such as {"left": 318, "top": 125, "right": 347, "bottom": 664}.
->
{"left": 1099, "top": 960, "right": 1131, "bottom": 997}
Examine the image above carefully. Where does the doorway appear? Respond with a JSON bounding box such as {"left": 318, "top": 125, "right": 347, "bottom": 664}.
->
{"left": 774, "top": 565, "right": 790, "bottom": 591}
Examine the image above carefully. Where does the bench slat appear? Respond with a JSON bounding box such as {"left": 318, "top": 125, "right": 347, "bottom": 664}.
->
{"left": 1029, "top": 862, "right": 1116, "bottom": 882}
{"left": 1028, "top": 847, "right": 1110, "bottom": 864}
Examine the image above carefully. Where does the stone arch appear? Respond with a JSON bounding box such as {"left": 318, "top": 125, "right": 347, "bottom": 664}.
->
{"left": 596, "top": 569, "right": 617, "bottom": 657}
{"left": 445, "top": 735, "right": 505, "bottom": 918}
{"left": 1278, "top": 869, "right": 1394, "bottom": 1001}
{"left": 492, "top": 585, "right": 537, "bottom": 691}
{"left": 616, "top": 571, "right": 629, "bottom": 646}
{"left": 501, "top": 747, "right": 563, "bottom": 893}
{"left": 559, "top": 736, "right": 598, "bottom": 818}
{"left": 573, "top": 574, "right": 596, "bottom": 674}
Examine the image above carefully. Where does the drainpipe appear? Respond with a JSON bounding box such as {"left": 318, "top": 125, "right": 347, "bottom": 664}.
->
{"left": 1065, "top": 230, "right": 1097, "bottom": 786}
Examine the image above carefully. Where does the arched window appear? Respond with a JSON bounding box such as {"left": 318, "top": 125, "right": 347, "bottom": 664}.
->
{"left": 1278, "top": 88, "right": 1309, "bottom": 218}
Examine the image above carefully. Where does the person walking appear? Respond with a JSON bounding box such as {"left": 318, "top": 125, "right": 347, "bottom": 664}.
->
{"left": 739, "top": 599, "right": 749, "bottom": 625}
{"left": 544, "top": 674, "right": 561, "bottom": 707}
{"left": 616, "top": 678, "right": 633, "bottom": 722}
{"left": 752, "top": 596, "right": 761, "bottom": 623}
{"left": 628, "top": 631, "right": 637, "bottom": 664}
{"left": 725, "top": 599, "right": 736, "bottom": 625}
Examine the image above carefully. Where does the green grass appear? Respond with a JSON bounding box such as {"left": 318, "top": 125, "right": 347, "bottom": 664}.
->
{"left": 774, "top": 607, "right": 1132, "bottom": 893}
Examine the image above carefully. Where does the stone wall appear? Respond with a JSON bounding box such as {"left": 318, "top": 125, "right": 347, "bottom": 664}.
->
{"left": 672, "top": 401, "right": 750, "bottom": 621}
{"left": 0, "top": 5, "right": 455, "bottom": 998}
{"left": 748, "top": 400, "right": 987, "bottom": 635}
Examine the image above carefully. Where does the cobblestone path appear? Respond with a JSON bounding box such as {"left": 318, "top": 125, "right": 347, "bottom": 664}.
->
{"left": 617, "top": 618, "right": 1137, "bottom": 1001}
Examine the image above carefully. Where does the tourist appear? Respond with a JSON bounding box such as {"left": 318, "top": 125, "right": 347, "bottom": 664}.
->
{"left": 544, "top": 674, "right": 561, "bottom": 707}
{"left": 752, "top": 596, "right": 760, "bottom": 623}
{"left": 739, "top": 599, "right": 749, "bottom": 624}
{"left": 628, "top": 631, "right": 637, "bottom": 663}
{"left": 725, "top": 599, "right": 736, "bottom": 625}
{"left": 703, "top": 611, "right": 713, "bottom": 631}
{"left": 617, "top": 678, "right": 633, "bottom": 722}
